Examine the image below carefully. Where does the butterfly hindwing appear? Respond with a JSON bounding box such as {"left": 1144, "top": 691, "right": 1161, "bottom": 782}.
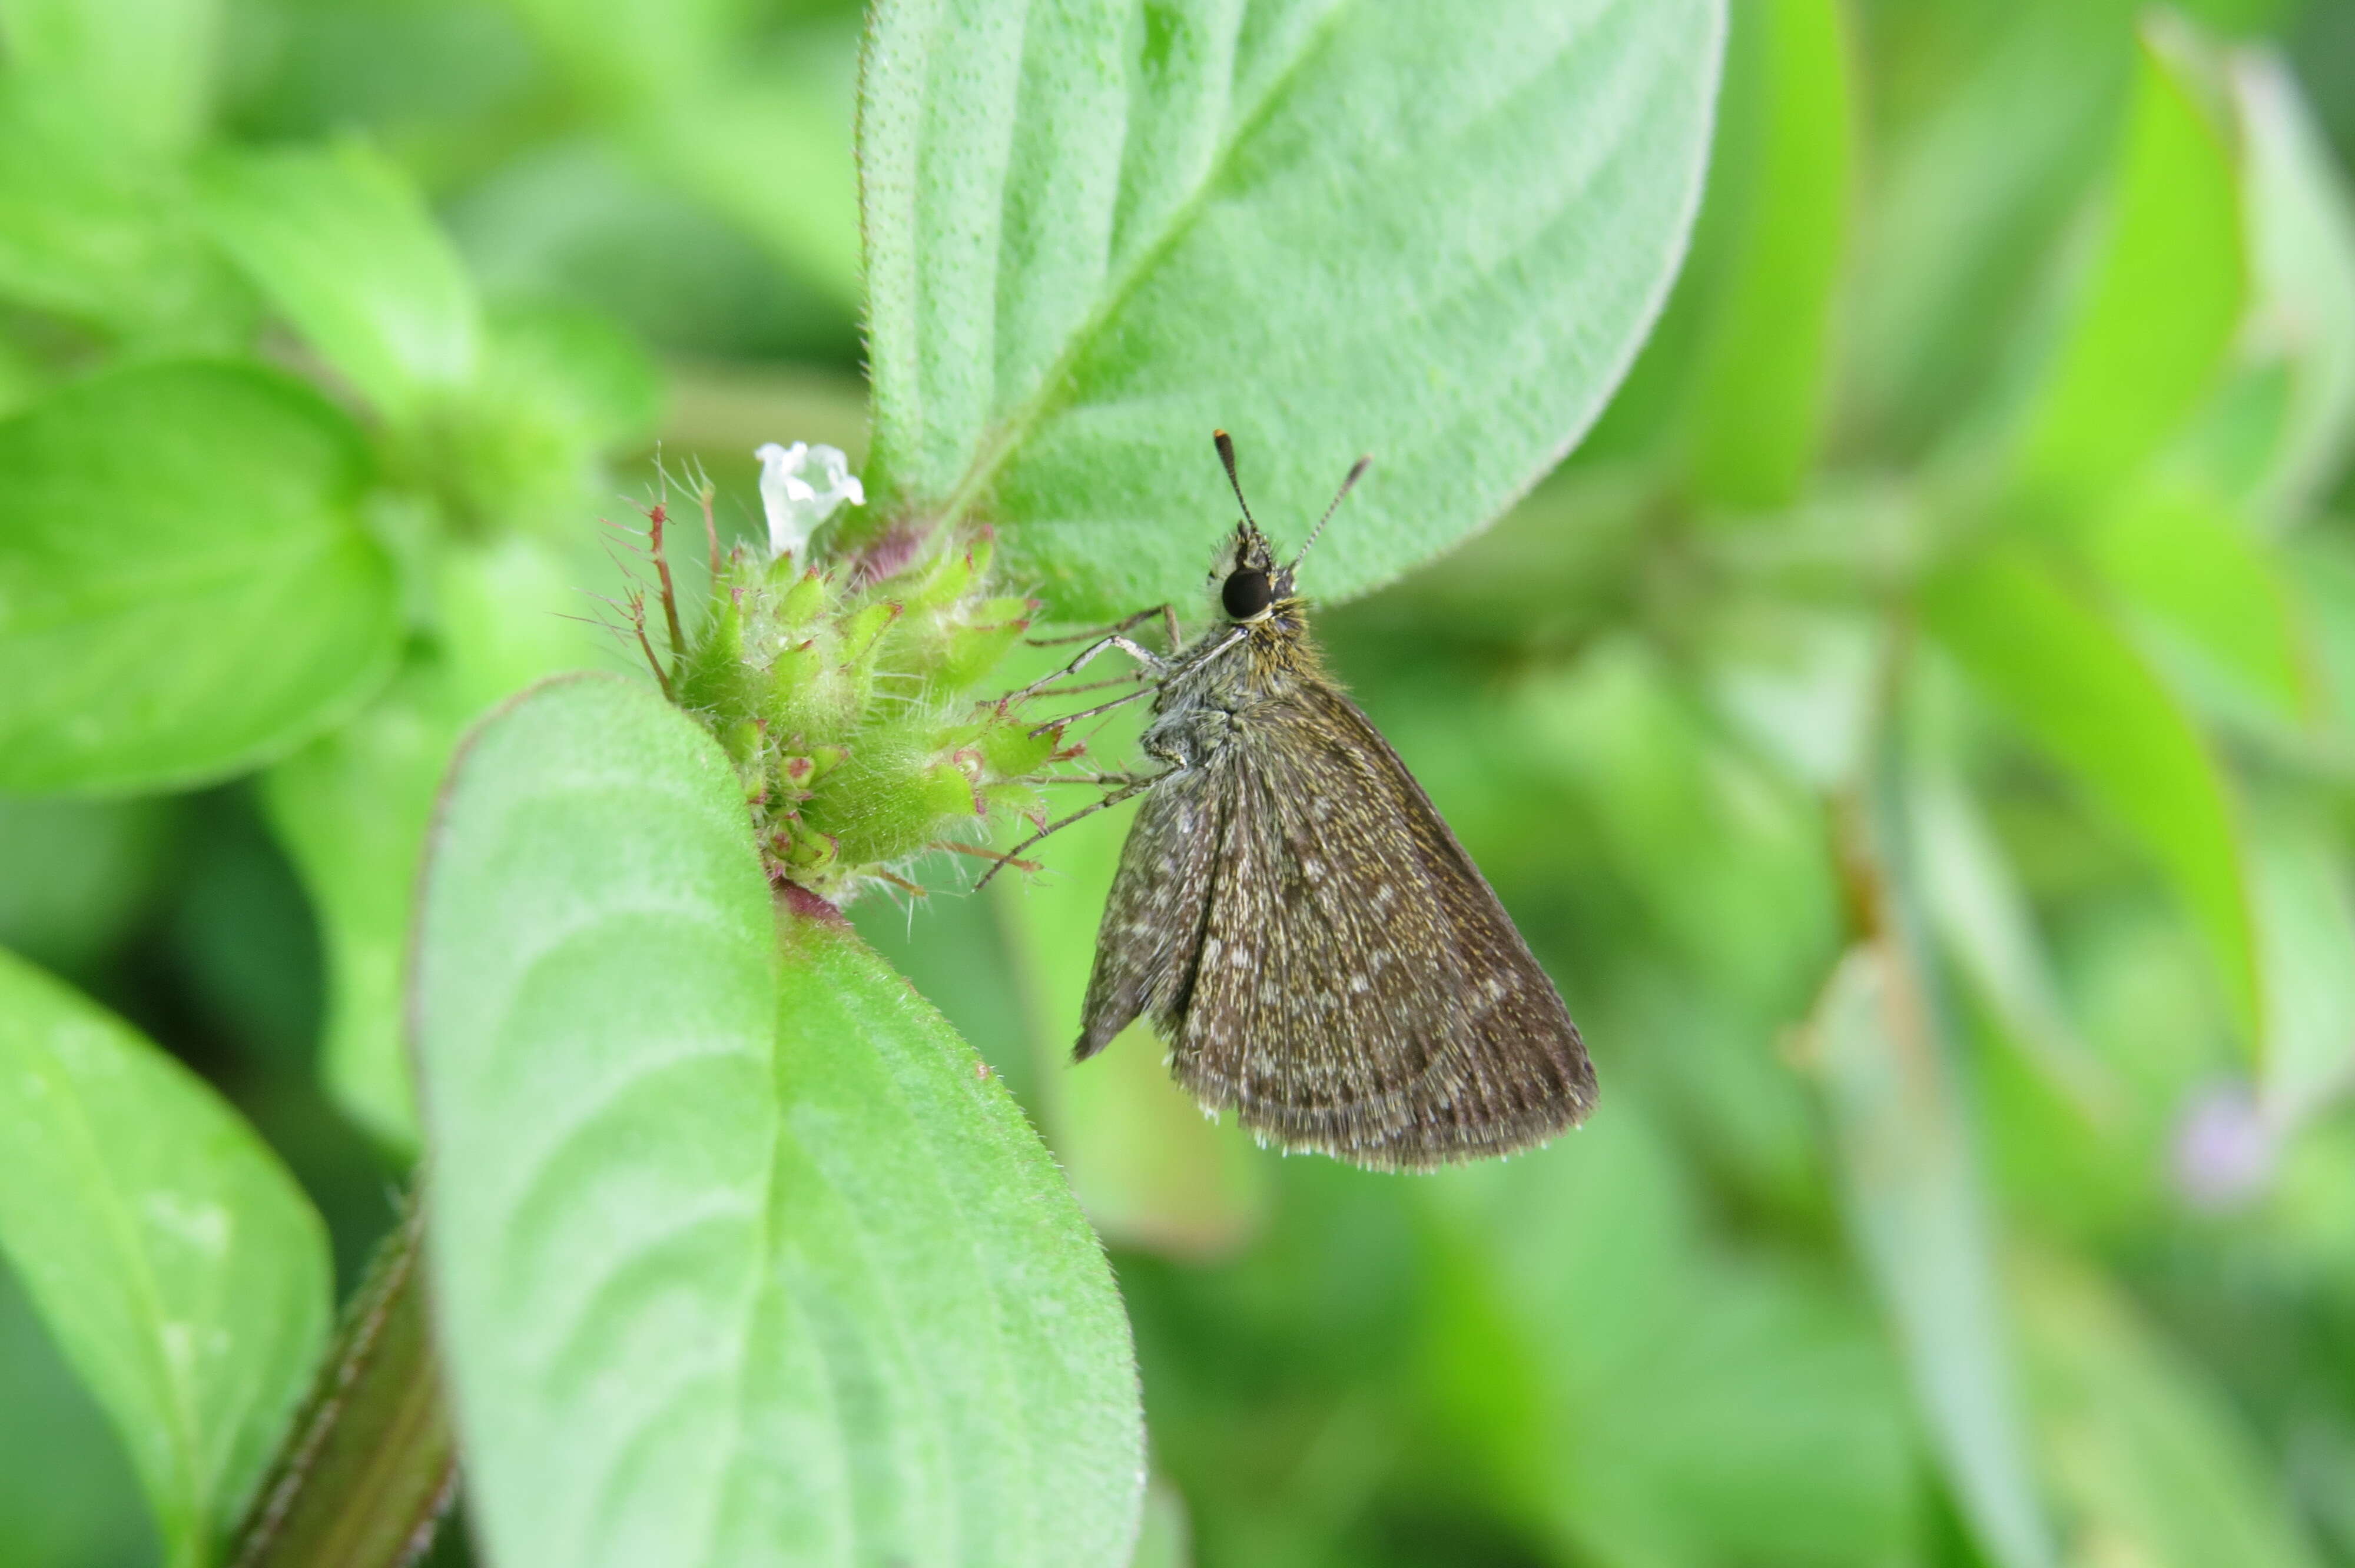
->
{"left": 1162, "top": 680, "right": 1594, "bottom": 1169}
{"left": 1076, "top": 763, "right": 1227, "bottom": 1061}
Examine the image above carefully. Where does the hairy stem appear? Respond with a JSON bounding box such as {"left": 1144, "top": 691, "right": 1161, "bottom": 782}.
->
{"left": 228, "top": 1195, "right": 457, "bottom": 1568}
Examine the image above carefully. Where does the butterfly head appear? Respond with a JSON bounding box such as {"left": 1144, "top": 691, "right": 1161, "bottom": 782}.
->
{"left": 1210, "top": 431, "right": 1368, "bottom": 626}
{"left": 1218, "top": 520, "right": 1286, "bottom": 622}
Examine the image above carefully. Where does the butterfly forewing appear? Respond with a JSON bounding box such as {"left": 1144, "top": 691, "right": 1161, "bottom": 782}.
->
{"left": 1082, "top": 677, "right": 1594, "bottom": 1170}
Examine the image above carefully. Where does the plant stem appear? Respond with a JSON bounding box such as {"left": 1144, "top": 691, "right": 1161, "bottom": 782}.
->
{"left": 228, "top": 1194, "right": 457, "bottom": 1568}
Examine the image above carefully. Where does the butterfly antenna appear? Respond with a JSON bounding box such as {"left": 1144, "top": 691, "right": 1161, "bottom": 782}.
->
{"left": 1213, "top": 430, "right": 1260, "bottom": 533}
{"left": 1292, "top": 454, "right": 1371, "bottom": 573}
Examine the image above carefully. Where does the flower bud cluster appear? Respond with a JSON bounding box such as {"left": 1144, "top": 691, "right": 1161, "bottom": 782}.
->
{"left": 659, "top": 447, "right": 1063, "bottom": 903}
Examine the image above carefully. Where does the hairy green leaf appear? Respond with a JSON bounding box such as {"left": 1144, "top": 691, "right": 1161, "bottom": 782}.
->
{"left": 414, "top": 675, "right": 1143, "bottom": 1567}
{"left": 198, "top": 141, "right": 481, "bottom": 423}
{"left": 0, "top": 361, "right": 395, "bottom": 795}
{"left": 0, "top": 949, "right": 330, "bottom": 1568}
{"left": 861, "top": 0, "right": 1723, "bottom": 617}
{"left": 1921, "top": 543, "right": 2258, "bottom": 1047}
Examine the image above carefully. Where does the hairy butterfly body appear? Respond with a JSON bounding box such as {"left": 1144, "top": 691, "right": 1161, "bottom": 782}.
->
{"left": 1008, "top": 434, "right": 1595, "bottom": 1170}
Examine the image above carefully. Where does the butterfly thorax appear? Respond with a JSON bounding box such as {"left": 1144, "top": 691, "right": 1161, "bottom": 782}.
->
{"left": 1139, "top": 594, "right": 1319, "bottom": 772}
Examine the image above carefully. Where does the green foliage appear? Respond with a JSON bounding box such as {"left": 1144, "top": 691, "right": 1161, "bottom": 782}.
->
{"left": 0, "top": 363, "right": 394, "bottom": 795}
{"left": 0, "top": 949, "right": 329, "bottom": 1568}
{"left": 1921, "top": 543, "right": 2259, "bottom": 1043}
{"left": 4, "top": 1, "right": 2355, "bottom": 1567}
{"left": 1810, "top": 945, "right": 2056, "bottom": 1568}
{"left": 197, "top": 141, "right": 482, "bottom": 424}
{"left": 1681, "top": 0, "right": 1855, "bottom": 510}
{"left": 412, "top": 676, "right": 1141, "bottom": 1566}
{"left": 2018, "top": 32, "right": 2247, "bottom": 508}
{"left": 860, "top": 0, "right": 1723, "bottom": 616}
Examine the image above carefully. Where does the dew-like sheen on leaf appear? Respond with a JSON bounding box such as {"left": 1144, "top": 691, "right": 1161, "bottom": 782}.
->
{"left": 412, "top": 675, "right": 1142, "bottom": 1568}
{"left": 861, "top": 0, "right": 1724, "bottom": 619}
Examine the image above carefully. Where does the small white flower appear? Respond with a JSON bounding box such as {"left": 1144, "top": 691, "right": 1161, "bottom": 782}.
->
{"left": 757, "top": 440, "right": 864, "bottom": 560}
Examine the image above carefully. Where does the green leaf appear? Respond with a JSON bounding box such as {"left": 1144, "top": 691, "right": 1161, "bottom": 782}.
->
{"left": 0, "top": 948, "right": 331, "bottom": 1568}
{"left": 0, "top": 361, "right": 396, "bottom": 795}
{"left": 2017, "top": 1252, "right": 2326, "bottom": 1568}
{"left": 0, "top": 1262, "right": 158, "bottom": 1567}
{"left": 1515, "top": 640, "right": 1840, "bottom": 1014}
{"left": 479, "top": 303, "right": 663, "bottom": 454}
{"left": 642, "top": 66, "right": 864, "bottom": 311}
{"left": 860, "top": 0, "right": 1724, "bottom": 617}
{"left": 1919, "top": 543, "right": 2259, "bottom": 1046}
{"left": 264, "top": 665, "right": 449, "bottom": 1152}
{"left": 2018, "top": 31, "right": 2245, "bottom": 510}
{"left": 270, "top": 535, "right": 591, "bottom": 1149}
{"left": 1808, "top": 944, "right": 2058, "bottom": 1568}
{"left": 0, "top": 794, "right": 173, "bottom": 977}
{"left": 413, "top": 674, "right": 1143, "bottom": 1567}
{"left": 1423, "top": 1104, "right": 1916, "bottom": 1568}
{"left": 1908, "top": 769, "right": 2117, "bottom": 1120}
{"left": 2213, "top": 52, "right": 2355, "bottom": 516}
{"left": 0, "top": 79, "right": 246, "bottom": 343}
{"left": 1682, "top": 0, "right": 1853, "bottom": 510}
{"left": 2248, "top": 804, "right": 2355, "bottom": 1127}
{"left": 433, "top": 308, "right": 658, "bottom": 534}
{"left": 0, "top": 0, "right": 218, "bottom": 157}
{"left": 197, "top": 141, "right": 482, "bottom": 423}
{"left": 1841, "top": 6, "right": 2133, "bottom": 457}
{"left": 2086, "top": 482, "right": 2320, "bottom": 728}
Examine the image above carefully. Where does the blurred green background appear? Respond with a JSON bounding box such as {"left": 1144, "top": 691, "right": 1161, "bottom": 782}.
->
{"left": 6, "top": 0, "right": 2355, "bottom": 1565}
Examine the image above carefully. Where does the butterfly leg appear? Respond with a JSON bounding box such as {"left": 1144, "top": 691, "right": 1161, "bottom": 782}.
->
{"left": 1001, "top": 633, "right": 1168, "bottom": 710}
{"left": 1026, "top": 603, "right": 1173, "bottom": 648}
{"left": 974, "top": 770, "right": 1173, "bottom": 889}
{"left": 1024, "top": 683, "right": 1163, "bottom": 737}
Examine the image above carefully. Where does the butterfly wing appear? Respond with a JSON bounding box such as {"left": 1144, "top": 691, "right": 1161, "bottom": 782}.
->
{"left": 1076, "top": 760, "right": 1226, "bottom": 1062}
{"left": 1164, "top": 678, "right": 1595, "bottom": 1169}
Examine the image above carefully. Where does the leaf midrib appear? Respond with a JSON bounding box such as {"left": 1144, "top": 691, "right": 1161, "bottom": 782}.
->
{"left": 694, "top": 932, "right": 1044, "bottom": 1568}
{"left": 930, "top": 0, "right": 1358, "bottom": 530}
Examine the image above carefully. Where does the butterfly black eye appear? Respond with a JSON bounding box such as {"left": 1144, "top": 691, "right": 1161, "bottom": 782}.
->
{"left": 1222, "top": 569, "right": 1273, "bottom": 620}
